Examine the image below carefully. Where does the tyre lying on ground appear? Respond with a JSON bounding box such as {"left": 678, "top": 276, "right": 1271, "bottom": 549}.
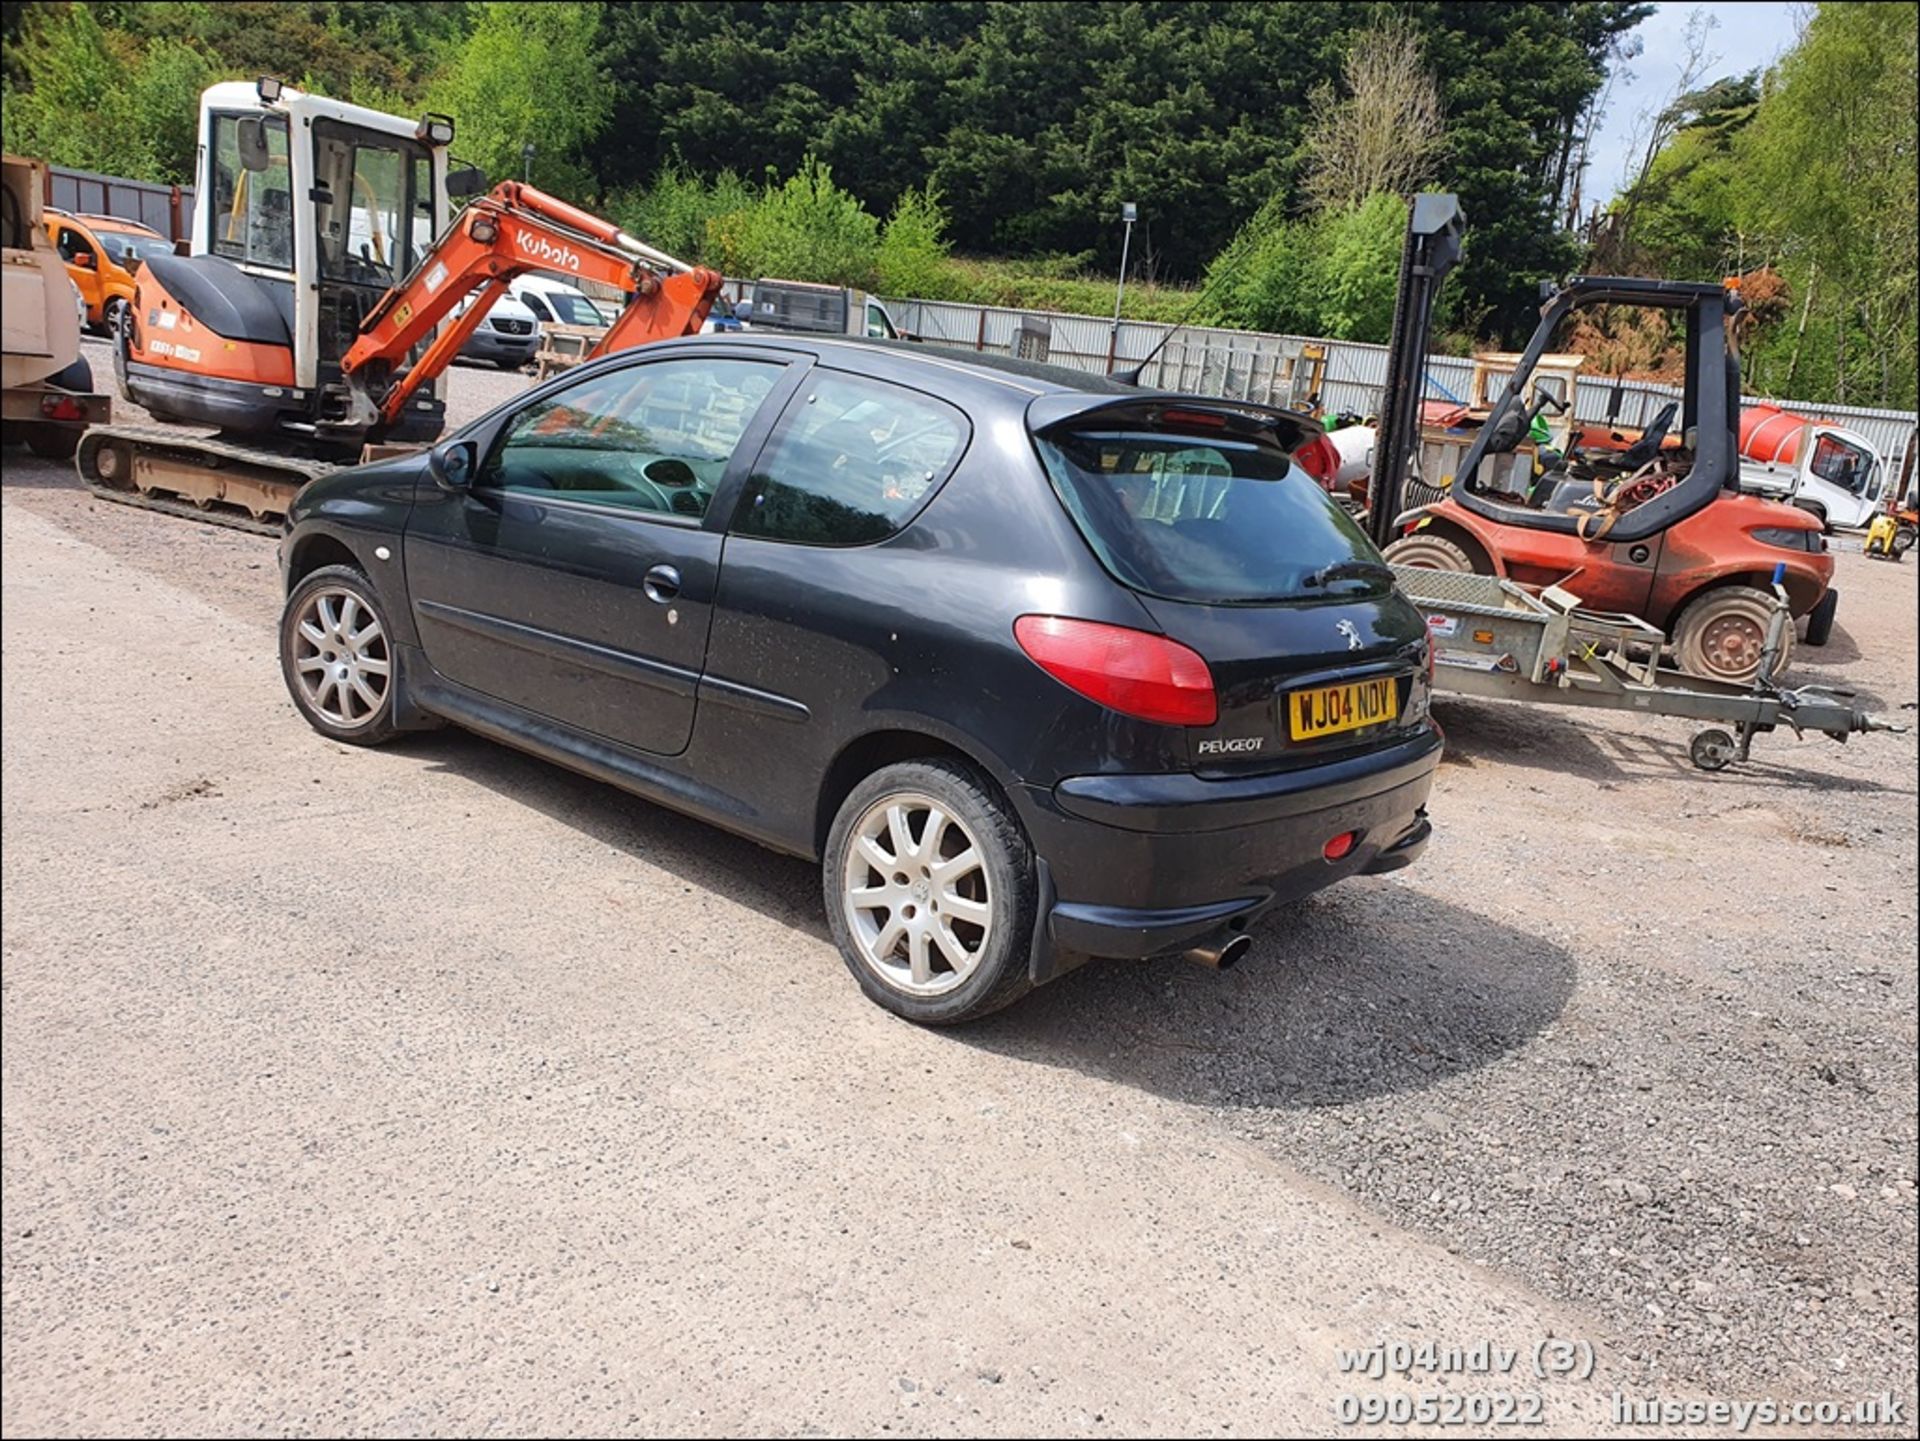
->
{"left": 278, "top": 336, "right": 1442, "bottom": 1022}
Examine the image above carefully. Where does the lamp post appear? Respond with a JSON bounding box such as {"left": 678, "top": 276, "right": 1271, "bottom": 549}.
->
{"left": 522, "top": 143, "right": 536, "bottom": 184}
{"left": 1111, "top": 201, "right": 1138, "bottom": 332}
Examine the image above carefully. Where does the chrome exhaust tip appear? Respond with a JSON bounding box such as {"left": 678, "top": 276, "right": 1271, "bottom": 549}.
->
{"left": 1184, "top": 933, "right": 1253, "bottom": 970}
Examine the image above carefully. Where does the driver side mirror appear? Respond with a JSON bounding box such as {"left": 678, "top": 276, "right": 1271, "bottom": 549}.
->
{"left": 71, "top": 251, "right": 95, "bottom": 269}
{"left": 446, "top": 166, "right": 488, "bottom": 200}
{"left": 236, "top": 116, "right": 273, "bottom": 174}
{"left": 427, "top": 438, "right": 476, "bottom": 493}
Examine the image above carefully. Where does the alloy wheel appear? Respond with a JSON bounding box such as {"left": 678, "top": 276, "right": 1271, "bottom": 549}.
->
{"left": 840, "top": 791, "right": 994, "bottom": 995}
{"left": 291, "top": 587, "right": 390, "bottom": 728}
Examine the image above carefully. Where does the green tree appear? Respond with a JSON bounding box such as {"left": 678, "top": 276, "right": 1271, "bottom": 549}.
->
{"left": 1, "top": 4, "right": 214, "bottom": 180}
{"left": 428, "top": 1, "right": 610, "bottom": 191}
{"left": 1602, "top": 2, "right": 1917, "bottom": 407}
{"left": 1738, "top": 2, "right": 1916, "bottom": 406}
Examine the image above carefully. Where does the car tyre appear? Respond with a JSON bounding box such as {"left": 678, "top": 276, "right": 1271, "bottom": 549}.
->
{"left": 1671, "top": 585, "right": 1793, "bottom": 683}
{"left": 824, "top": 759, "right": 1037, "bottom": 1025}
{"left": 280, "top": 563, "right": 403, "bottom": 746}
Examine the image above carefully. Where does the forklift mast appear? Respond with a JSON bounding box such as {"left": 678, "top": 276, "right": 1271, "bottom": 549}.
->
{"left": 1367, "top": 193, "right": 1465, "bottom": 548}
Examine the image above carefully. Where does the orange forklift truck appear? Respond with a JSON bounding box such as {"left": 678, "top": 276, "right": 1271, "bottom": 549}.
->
{"left": 1366, "top": 196, "right": 1898, "bottom": 770}
{"left": 1380, "top": 271, "right": 1837, "bottom": 684}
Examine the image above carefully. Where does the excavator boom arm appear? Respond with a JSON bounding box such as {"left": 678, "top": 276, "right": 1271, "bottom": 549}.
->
{"left": 341, "top": 181, "right": 722, "bottom": 427}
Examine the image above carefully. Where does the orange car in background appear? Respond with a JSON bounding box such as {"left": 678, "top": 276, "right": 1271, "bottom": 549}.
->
{"left": 43, "top": 210, "right": 176, "bottom": 335}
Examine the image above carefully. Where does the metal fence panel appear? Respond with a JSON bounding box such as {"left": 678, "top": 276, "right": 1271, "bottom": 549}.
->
{"left": 884, "top": 295, "right": 1918, "bottom": 468}
{"left": 46, "top": 165, "right": 194, "bottom": 241}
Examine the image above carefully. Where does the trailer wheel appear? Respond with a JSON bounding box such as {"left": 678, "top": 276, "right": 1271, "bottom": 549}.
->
{"left": 1689, "top": 729, "right": 1737, "bottom": 772}
{"left": 1802, "top": 587, "right": 1838, "bottom": 647}
{"left": 1383, "top": 534, "right": 1476, "bottom": 571}
{"left": 1672, "top": 585, "right": 1793, "bottom": 683}
{"left": 1894, "top": 523, "right": 1917, "bottom": 561}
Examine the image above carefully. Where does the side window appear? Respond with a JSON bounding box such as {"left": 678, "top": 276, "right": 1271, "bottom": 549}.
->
{"left": 523, "top": 294, "right": 554, "bottom": 322}
{"left": 478, "top": 358, "right": 782, "bottom": 518}
{"left": 57, "top": 227, "right": 89, "bottom": 263}
{"left": 209, "top": 113, "right": 294, "bottom": 269}
{"left": 865, "top": 303, "right": 895, "bottom": 339}
{"left": 735, "top": 372, "right": 968, "bottom": 545}
{"left": 1809, "top": 434, "right": 1869, "bottom": 494}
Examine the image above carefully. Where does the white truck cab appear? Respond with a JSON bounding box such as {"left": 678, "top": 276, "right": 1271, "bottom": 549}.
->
{"left": 1737, "top": 405, "right": 1887, "bottom": 531}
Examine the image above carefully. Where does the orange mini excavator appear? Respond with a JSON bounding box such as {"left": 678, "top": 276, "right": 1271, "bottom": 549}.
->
{"left": 77, "top": 78, "right": 722, "bottom": 530}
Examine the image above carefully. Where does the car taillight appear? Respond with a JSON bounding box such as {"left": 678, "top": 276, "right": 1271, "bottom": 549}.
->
{"left": 1013, "top": 615, "right": 1217, "bottom": 727}
{"left": 39, "top": 394, "right": 86, "bottom": 422}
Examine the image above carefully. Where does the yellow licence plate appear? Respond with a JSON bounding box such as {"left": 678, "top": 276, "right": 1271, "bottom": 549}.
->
{"left": 1287, "top": 677, "right": 1399, "bottom": 741}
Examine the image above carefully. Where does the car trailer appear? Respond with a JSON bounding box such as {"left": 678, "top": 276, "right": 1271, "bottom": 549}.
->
{"left": 1393, "top": 564, "right": 1904, "bottom": 771}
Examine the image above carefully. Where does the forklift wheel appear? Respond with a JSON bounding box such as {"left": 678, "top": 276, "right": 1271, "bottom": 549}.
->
{"left": 1689, "top": 729, "right": 1737, "bottom": 772}
{"left": 1803, "top": 588, "right": 1839, "bottom": 648}
{"left": 1672, "top": 585, "right": 1793, "bottom": 683}
{"left": 1382, "top": 534, "right": 1476, "bottom": 572}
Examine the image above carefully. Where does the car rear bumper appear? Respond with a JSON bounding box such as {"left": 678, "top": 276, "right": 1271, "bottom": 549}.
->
{"left": 1016, "top": 724, "right": 1442, "bottom": 962}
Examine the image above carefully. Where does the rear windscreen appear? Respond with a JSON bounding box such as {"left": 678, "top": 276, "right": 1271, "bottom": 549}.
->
{"left": 1034, "top": 425, "right": 1391, "bottom": 603}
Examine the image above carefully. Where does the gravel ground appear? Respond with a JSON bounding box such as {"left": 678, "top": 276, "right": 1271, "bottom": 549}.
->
{"left": 3, "top": 346, "right": 1916, "bottom": 1433}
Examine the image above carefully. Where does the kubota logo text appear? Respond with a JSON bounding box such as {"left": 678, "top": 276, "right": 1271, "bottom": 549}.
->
{"left": 514, "top": 232, "right": 581, "bottom": 272}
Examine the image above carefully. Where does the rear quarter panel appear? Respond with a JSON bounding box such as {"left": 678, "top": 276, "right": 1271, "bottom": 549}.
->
{"left": 688, "top": 411, "right": 1181, "bottom": 852}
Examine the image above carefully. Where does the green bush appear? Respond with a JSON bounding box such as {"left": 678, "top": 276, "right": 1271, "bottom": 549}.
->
{"left": 610, "top": 165, "right": 751, "bottom": 267}
{"left": 1315, "top": 193, "right": 1408, "bottom": 340}
{"left": 1209, "top": 192, "right": 1408, "bottom": 342}
{"left": 876, "top": 184, "right": 958, "bottom": 300}
{"left": 706, "top": 158, "right": 879, "bottom": 286}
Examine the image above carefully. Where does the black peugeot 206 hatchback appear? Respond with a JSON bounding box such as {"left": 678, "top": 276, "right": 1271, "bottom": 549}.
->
{"left": 278, "top": 335, "right": 1440, "bottom": 1023}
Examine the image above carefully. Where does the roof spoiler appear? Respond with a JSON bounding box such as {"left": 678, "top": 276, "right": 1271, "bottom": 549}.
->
{"left": 1026, "top": 391, "right": 1320, "bottom": 446}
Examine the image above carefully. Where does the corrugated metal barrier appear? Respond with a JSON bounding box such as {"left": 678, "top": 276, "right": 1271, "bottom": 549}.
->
{"left": 886, "top": 296, "right": 1919, "bottom": 471}
{"left": 45, "top": 165, "right": 195, "bottom": 242}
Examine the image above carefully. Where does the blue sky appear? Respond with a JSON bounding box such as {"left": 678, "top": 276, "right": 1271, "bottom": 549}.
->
{"left": 1584, "top": 1, "right": 1804, "bottom": 202}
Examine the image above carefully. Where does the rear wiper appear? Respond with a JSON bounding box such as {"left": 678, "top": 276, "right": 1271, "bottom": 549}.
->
{"left": 1302, "top": 560, "right": 1396, "bottom": 589}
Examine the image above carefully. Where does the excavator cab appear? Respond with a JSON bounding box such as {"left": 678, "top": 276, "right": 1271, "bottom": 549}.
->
{"left": 118, "top": 78, "right": 461, "bottom": 447}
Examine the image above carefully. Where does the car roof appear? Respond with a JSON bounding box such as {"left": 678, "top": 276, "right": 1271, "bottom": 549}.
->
{"left": 695, "top": 332, "right": 1143, "bottom": 401}
{"left": 513, "top": 273, "right": 590, "bottom": 295}
{"left": 63, "top": 214, "right": 164, "bottom": 237}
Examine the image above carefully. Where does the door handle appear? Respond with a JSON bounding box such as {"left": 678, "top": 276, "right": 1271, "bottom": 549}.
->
{"left": 642, "top": 563, "right": 682, "bottom": 604}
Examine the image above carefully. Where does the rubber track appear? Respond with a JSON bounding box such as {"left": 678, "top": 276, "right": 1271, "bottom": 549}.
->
{"left": 75, "top": 424, "right": 337, "bottom": 538}
{"left": 78, "top": 481, "right": 286, "bottom": 537}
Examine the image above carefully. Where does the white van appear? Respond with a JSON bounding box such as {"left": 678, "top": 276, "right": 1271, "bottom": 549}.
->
{"left": 508, "top": 273, "right": 612, "bottom": 331}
